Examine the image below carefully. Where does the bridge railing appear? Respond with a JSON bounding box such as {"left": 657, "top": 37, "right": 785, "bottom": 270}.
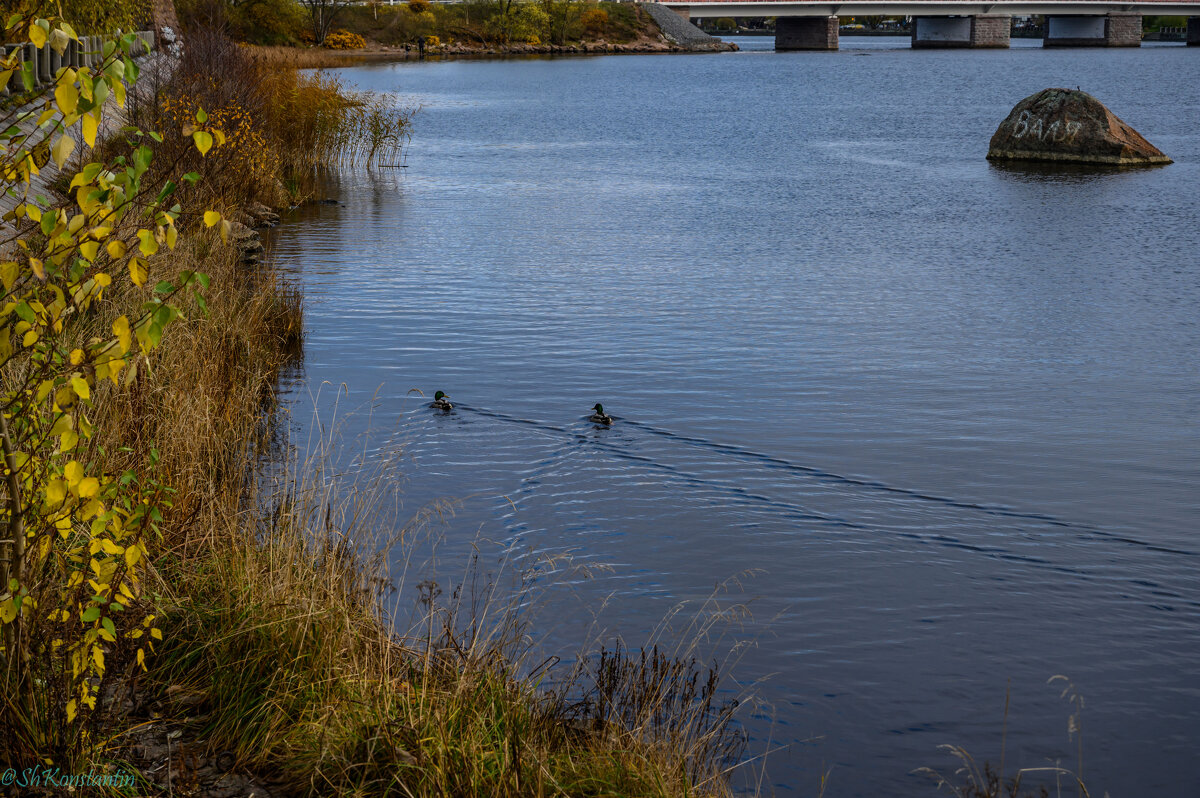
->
{"left": 2, "top": 30, "right": 154, "bottom": 97}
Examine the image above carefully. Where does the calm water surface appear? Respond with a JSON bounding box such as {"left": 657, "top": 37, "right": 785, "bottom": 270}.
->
{"left": 269, "top": 36, "right": 1200, "bottom": 796}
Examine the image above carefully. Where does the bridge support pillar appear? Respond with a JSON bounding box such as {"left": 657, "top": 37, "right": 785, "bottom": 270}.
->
{"left": 775, "top": 16, "right": 838, "bottom": 50}
{"left": 1188, "top": 17, "right": 1200, "bottom": 45}
{"left": 1043, "top": 13, "right": 1141, "bottom": 47}
{"left": 911, "top": 14, "right": 1010, "bottom": 48}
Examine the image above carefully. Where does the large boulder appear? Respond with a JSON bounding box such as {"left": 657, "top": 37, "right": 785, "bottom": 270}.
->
{"left": 987, "top": 89, "right": 1171, "bottom": 167}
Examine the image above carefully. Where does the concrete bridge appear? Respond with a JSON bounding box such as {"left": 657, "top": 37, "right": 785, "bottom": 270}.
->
{"left": 660, "top": 1, "right": 1200, "bottom": 49}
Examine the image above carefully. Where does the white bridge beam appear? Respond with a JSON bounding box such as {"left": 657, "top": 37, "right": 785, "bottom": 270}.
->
{"left": 665, "top": 1, "right": 1200, "bottom": 17}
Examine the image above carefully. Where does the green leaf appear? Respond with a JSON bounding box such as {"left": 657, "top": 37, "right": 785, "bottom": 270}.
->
{"left": 132, "top": 145, "right": 153, "bottom": 174}
{"left": 196, "top": 107, "right": 208, "bottom": 124}
{"left": 153, "top": 281, "right": 174, "bottom": 294}
{"left": 80, "top": 607, "right": 101, "bottom": 623}
{"left": 182, "top": 172, "right": 200, "bottom": 185}
{"left": 101, "top": 616, "right": 117, "bottom": 638}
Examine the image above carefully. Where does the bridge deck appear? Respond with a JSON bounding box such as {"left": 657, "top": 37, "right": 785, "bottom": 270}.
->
{"left": 664, "top": 0, "right": 1200, "bottom": 16}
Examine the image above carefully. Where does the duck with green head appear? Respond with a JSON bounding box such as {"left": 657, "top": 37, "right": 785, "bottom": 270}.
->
{"left": 588, "top": 403, "right": 613, "bottom": 425}
{"left": 430, "top": 391, "right": 453, "bottom": 411}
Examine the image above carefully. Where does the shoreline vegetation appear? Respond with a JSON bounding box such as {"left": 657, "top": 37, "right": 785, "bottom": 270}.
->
{"left": 204, "top": 0, "right": 737, "bottom": 57}
{"left": 0, "top": 7, "right": 751, "bottom": 798}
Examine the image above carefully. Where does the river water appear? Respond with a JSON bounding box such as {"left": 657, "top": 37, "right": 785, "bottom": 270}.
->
{"left": 269, "top": 36, "right": 1200, "bottom": 796}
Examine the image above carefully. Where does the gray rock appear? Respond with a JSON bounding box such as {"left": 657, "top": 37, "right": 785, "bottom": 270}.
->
{"left": 987, "top": 88, "right": 1171, "bottom": 167}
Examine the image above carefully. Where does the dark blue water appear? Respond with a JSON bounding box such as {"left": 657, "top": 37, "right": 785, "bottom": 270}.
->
{"left": 270, "top": 36, "right": 1200, "bottom": 796}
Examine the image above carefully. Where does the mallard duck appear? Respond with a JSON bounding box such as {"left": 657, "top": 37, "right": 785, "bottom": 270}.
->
{"left": 430, "top": 391, "right": 453, "bottom": 411}
{"left": 588, "top": 403, "right": 613, "bottom": 425}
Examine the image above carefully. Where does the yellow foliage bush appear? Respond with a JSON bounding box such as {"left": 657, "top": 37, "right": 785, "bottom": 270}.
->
{"left": 160, "top": 92, "right": 282, "bottom": 202}
{"left": 424, "top": 34, "right": 441, "bottom": 47}
{"left": 407, "top": 0, "right": 431, "bottom": 13}
{"left": 324, "top": 29, "right": 367, "bottom": 49}
{"left": 581, "top": 6, "right": 608, "bottom": 35}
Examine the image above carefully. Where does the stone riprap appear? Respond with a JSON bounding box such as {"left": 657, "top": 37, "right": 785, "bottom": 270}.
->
{"left": 640, "top": 3, "right": 733, "bottom": 50}
{"left": 987, "top": 88, "right": 1171, "bottom": 166}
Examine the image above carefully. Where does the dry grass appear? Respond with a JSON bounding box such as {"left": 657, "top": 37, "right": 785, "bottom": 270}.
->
{"left": 249, "top": 44, "right": 389, "bottom": 68}
{"left": 915, "top": 678, "right": 1094, "bottom": 798}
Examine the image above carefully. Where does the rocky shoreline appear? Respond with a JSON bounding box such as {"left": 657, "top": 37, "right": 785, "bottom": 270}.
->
{"left": 342, "top": 39, "right": 737, "bottom": 58}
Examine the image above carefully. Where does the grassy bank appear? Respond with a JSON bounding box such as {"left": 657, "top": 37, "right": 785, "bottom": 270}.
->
{"left": 1, "top": 14, "right": 748, "bottom": 797}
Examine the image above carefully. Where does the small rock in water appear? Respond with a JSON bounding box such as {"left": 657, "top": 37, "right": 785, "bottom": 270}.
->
{"left": 987, "top": 88, "right": 1171, "bottom": 167}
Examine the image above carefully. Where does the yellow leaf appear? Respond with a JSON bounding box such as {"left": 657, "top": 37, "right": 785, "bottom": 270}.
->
{"left": 81, "top": 499, "right": 103, "bottom": 519}
{"left": 137, "top": 230, "right": 158, "bottom": 257}
{"left": 127, "top": 257, "right": 147, "bottom": 287}
{"left": 46, "top": 479, "right": 66, "bottom": 504}
{"left": 22, "top": 329, "right": 38, "bottom": 348}
{"left": 81, "top": 112, "right": 98, "bottom": 148}
{"left": 0, "top": 262, "right": 17, "bottom": 290}
{"left": 193, "top": 130, "right": 213, "bottom": 155}
{"left": 124, "top": 543, "right": 143, "bottom": 568}
{"left": 203, "top": 211, "right": 221, "bottom": 228}
{"left": 0, "top": 597, "right": 17, "bottom": 624}
{"left": 92, "top": 646, "right": 104, "bottom": 672}
{"left": 105, "top": 358, "right": 124, "bottom": 386}
{"left": 71, "top": 376, "right": 90, "bottom": 400}
{"left": 79, "top": 241, "right": 99, "bottom": 262}
{"left": 30, "top": 258, "right": 45, "bottom": 280}
{"left": 112, "top": 316, "right": 131, "bottom": 352}
{"left": 136, "top": 648, "right": 146, "bottom": 671}
{"left": 64, "top": 461, "right": 83, "bottom": 488}
{"left": 150, "top": 628, "right": 163, "bottom": 641}
{"left": 78, "top": 477, "right": 100, "bottom": 499}
{"left": 106, "top": 239, "right": 126, "bottom": 259}
{"left": 100, "top": 539, "right": 122, "bottom": 555}
{"left": 61, "top": 430, "right": 79, "bottom": 451}
{"left": 28, "top": 22, "right": 47, "bottom": 49}
{"left": 166, "top": 225, "right": 178, "bottom": 250}
{"left": 66, "top": 699, "right": 77, "bottom": 722}
{"left": 49, "top": 28, "right": 70, "bottom": 56}
{"left": 52, "top": 134, "right": 75, "bottom": 169}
